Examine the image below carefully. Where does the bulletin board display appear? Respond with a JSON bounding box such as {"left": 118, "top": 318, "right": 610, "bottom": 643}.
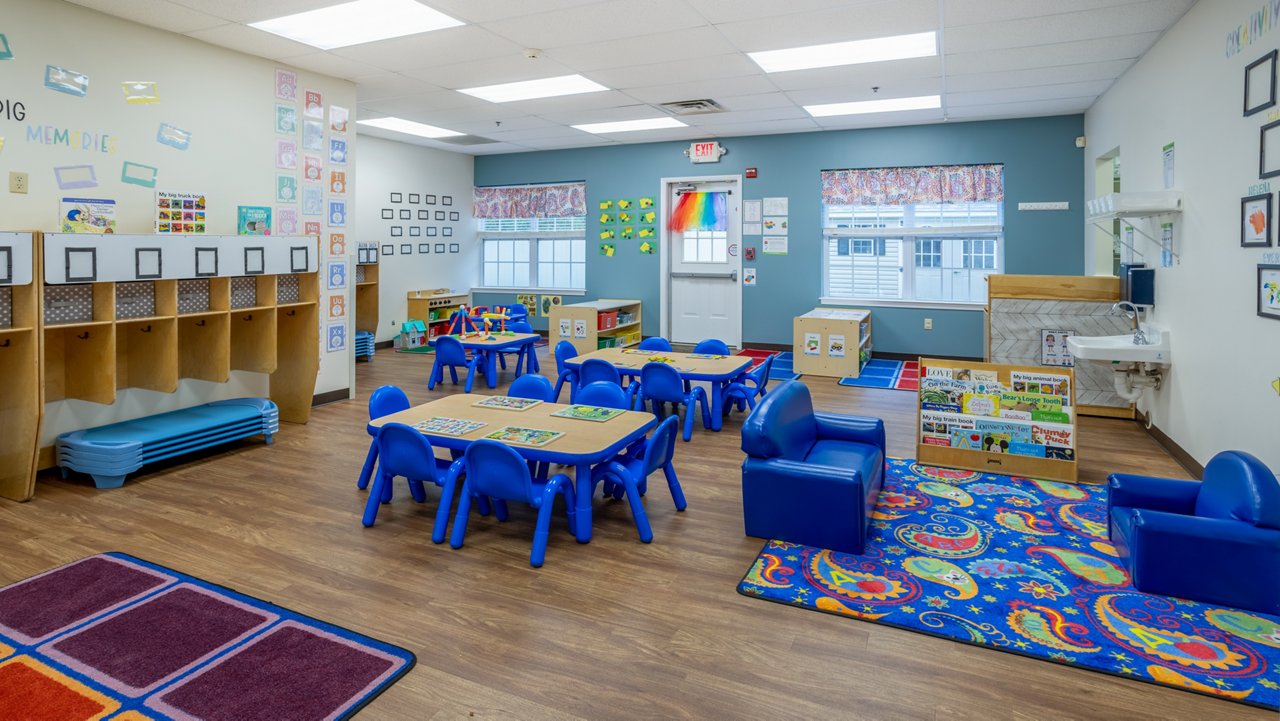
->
{"left": 916, "top": 357, "right": 1078, "bottom": 483}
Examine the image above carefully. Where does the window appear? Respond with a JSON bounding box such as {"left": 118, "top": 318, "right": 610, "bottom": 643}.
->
{"left": 474, "top": 181, "right": 587, "bottom": 290}
{"left": 682, "top": 230, "right": 728, "bottom": 263}
{"left": 821, "top": 164, "right": 1004, "bottom": 304}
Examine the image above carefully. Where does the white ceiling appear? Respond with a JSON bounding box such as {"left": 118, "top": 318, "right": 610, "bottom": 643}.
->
{"left": 68, "top": 0, "right": 1197, "bottom": 155}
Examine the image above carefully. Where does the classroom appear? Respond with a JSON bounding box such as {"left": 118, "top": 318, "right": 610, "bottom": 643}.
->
{"left": 0, "top": 1, "right": 1277, "bottom": 719}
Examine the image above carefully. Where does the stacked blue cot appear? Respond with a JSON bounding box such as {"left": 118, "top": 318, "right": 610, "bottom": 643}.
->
{"left": 356, "top": 330, "right": 376, "bottom": 361}
{"left": 55, "top": 398, "right": 279, "bottom": 489}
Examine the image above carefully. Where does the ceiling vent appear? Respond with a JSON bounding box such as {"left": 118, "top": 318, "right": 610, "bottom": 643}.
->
{"left": 436, "top": 135, "right": 499, "bottom": 146}
{"left": 658, "top": 98, "right": 724, "bottom": 116}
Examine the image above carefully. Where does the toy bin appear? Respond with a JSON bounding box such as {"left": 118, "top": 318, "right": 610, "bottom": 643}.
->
{"left": 598, "top": 311, "right": 618, "bottom": 330}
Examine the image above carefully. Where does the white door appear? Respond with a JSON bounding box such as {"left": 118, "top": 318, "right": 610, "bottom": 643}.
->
{"left": 662, "top": 177, "right": 741, "bottom": 347}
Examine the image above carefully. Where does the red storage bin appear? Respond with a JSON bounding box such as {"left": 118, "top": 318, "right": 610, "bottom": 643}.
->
{"left": 598, "top": 311, "right": 618, "bottom": 330}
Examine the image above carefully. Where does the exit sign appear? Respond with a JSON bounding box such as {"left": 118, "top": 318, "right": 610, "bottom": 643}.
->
{"left": 687, "top": 141, "right": 726, "bottom": 163}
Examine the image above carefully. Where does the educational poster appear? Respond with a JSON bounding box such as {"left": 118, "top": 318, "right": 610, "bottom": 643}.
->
{"left": 329, "top": 170, "right": 346, "bottom": 194}
{"left": 763, "top": 197, "right": 788, "bottom": 215}
{"left": 302, "top": 120, "right": 324, "bottom": 151}
{"left": 328, "top": 294, "right": 346, "bottom": 320}
{"left": 329, "top": 138, "right": 347, "bottom": 165}
{"left": 326, "top": 322, "right": 346, "bottom": 353}
{"left": 763, "top": 236, "right": 788, "bottom": 254}
{"left": 304, "top": 90, "right": 323, "bottom": 118}
{"left": 303, "top": 155, "right": 323, "bottom": 182}
{"left": 275, "top": 104, "right": 297, "bottom": 134}
{"left": 329, "top": 233, "right": 345, "bottom": 256}
{"left": 301, "top": 186, "right": 322, "bottom": 216}
{"left": 803, "top": 332, "right": 820, "bottom": 356}
{"left": 304, "top": 221, "right": 321, "bottom": 237}
{"left": 276, "top": 174, "right": 297, "bottom": 203}
{"left": 763, "top": 217, "right": 787, "bottom": 234}
{"left": 1040, "top": 329, "right": 1074, "bottom": 367}
{"left": 743, "top": 267, "right": 756, "bottom": 286}
{"left": 828, "top": 334, "right": 845, "bottom": 358}
{"left": 275, "top": 69, "right": 297, "bottom": 100}
{"left": 326, "top": 261, "right": 347, "bottom": 290}
{"left": 60, "top": 198, "right": 116, "bottom": 233}
{"left": 330, "top": 105, "right": 349, "bottom": 134}
{"left": 516, "top": 293, "right": 537, "bottom": 317}
{"left": 743, "top": 199, "right": 762, "bottom": 223}
{"left": 573, "top": 319, "right": 587, "bottom": 339}
{"left": 237, "top": 206, "right": 271, "bottom": 235}
{"left": 558, "top": 319, "right": 571, "bottom": 338}
{"left": 541, "top": 295, "right": 562, "bottom": 316}
{"left": 329, "top": 200, "right": 346, "bottom": 227}
{"left": 155, "top": 192, "right": 206, "bottom": 234}
{"left": 275, "top": 207, "right": 298, "bottom": 235}
{"left": 275, "top": 139, "right": 297, "bottom": 170}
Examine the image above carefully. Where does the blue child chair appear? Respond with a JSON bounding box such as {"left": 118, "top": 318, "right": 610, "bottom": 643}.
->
{"left": 356, "top": 385, "right": 411, "bottom": 491}
{"left": 636, "top": 362, "right": 710, "bottom": 442}
{"left": 508, "top": 373, "right": 555, "bottom": 402}
{"left": 552, "top": 341, "right": 579, "bottom": 403}
{"left": 575, "top": 381, "right": 630, "bottom": 410}
{"left": 637, "top": 337, "right": 673, "bottom": 352}
{"left": 590, "top": 416, "right": 686, "bottom": 543}
{"left": 692, "top": 338, "right": 730, "bottom": 355}
{"left": 363, "top": 422, "right": 464, "bottom": 543}
{"left": 724, "top": 354, "right": 774, "bottom": 413}
{"left": 579, "top": 358, "right": 638, "bottom": 407}
{"left": 450, "top": 440, "right": 577, "bottom": 567}
{"left": 428, "top": 335, "right": 486, "bottom": 393}
{"left": 496, "top": 320, "right": 539, "bottom": 375}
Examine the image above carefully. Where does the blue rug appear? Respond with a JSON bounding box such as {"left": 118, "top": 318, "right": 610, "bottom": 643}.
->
{"left": 739, "top": 460, "right": 1280, "bottom": 710}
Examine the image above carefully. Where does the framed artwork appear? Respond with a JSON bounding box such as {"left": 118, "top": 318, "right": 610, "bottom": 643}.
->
{"left": 409, "top": 193, "right": 421, "bottom": 204}
{"left": 419, "top": 244, "right": 430, "bottom": 254}
{"left": 443, "top": 196, "right": 453, "bottom": 206}
{"left": 381, "top": 244, "right": 394, "bottom": 256}
{"left": 426, "top": 226, "right": 437, "bottom": 237}
{"left": 1262, "top": 119, "right": 1280, "bottom": 179}
{"left": 435, "top": 210, "right": 446, "bottom": 221}
{"left": 399, "top": 209, "right": 411, "bottom": 220}
{"left": 418, "top": 209, "right": 429, "bottom": 220}
{"left": 400, "top": 244, "right": 412, "bottom": 255}
{"left": 1242, "top": 193, "right": 1273, "bottom": 247}
{"left": 380, "top": 208, "right": 393, "bottom": 220}
{"left": 425, "top": 195, "right": 437, "bottom": 205}
{"left": 1245, "top": 49, "right": 1278, "bottom": 117}
{"left": 391, "top": 226, "right": 403, "bottom": 237}
{"left": 409, "top": 226, "right": 421, "bottom": 237}
{"left": 1258, "top": 264, "right": 1280, "bottom": 320}
{"left": 435, "top": 243, "right": 446, "bottom": 253}
{"left": 390, "top": 192, "right": 402, "bottom": 203}
{"left": 449, "top": 211, "right": 460, "bottom": 221}
{"left": 449, "top": 243, "right": 460, "bottom": 253}
{"left": 443, "top": 227, "right": 453, "bottom": 237}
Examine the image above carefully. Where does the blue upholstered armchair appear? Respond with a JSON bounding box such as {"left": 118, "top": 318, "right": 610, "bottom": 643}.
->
{"left": 740, "top": 380, "right": 885, "bottom": 554}
{"left": 1108, "top": 450, "right": 1280, "bottom": 615}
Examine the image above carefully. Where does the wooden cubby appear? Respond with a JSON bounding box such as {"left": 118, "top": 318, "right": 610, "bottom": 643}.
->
{"left": 406, "top": 289, "right": 469, "bottom": 339}
{"left": 116, "top": 318, "right": 178, "bottom": 392}
{"left": 178, "top": 312, "right": 231, "bottom": 383}
{"left": 355, "top": 262, "right": 379, "bottom": 334}
{"left": 549, "top": 299, "right": 643, "bottom": 354}
{"left": 273, "top": 300, "right": 318, "bottom": 423}
{"left": 0, "top": 232, "right": 43, "bottom": 501}
{"left": 231, "top": 308, "right": 278, "bottom": 373}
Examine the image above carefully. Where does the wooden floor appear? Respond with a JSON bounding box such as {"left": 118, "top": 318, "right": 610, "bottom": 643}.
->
{"left": 1, "top": 349, "right": 1262, "bottom": 721}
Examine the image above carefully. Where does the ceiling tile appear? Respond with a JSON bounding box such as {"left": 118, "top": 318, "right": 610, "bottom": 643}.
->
{"left": 279, "top": 52, "right": 383, "bottom": 80}
{"left": 711, "top": 92, "right": 798, "bottom": 111}
{"left": 328, "top": 26, "right": 521, "bottom": 71}
{"left": 945, "top": 2, "right": 1194, "bottom": 54}
{"left": 586, "top": 54, "right": 762, "bottom": 90}
{"left": 65, "top": 0, "right": 227, "bottom": 33}
{"left": 426, "top": 0, "right": 607, "bottom": 25}
{"left": 765, "top": 56, "right": 941, "bottom": 92}
{"left": 945, "top": 33, "right": 1159, "bottom": 76}
{"left": 543, "top": 26, "right": 740, "bottom": 71}
{"left": 945, "top": 60, "right": 1134, "bottom": 94}
{"left": 946, "top": 80, "right": 1114, "bottom": 108}
{"left": 402, "top": 55, "right": 577, "bottom": 89}
{"left": 621, "top": 75, "right": 780, "bottom": 105}
{"left": 165, "top": 0, "right": 338, "bottom": 23}
{"left": 685, "top": 0, "right": 878, "bottom": 25}
{"left": 811, "top": 107, "right": 945, "bottom": 130}
{"left": 713, "top": 0, "right": 937, "bottom": 52}
{"left": 784, "top": 77, "right": 943, "bottom": 107}
{"left": 944, "top": 0, "right": 1195, "bottom": 28}
{"left": 535, "top": 103, "right": 669, "bottom": 125}
{"left": 183, "top": 23, "right": 315, "bottom": 60}
{"left": 680, "top": 106, "right": 810, "bottom": 126}
{"left": 479, "top": 0, "right": 708, "bottom": 49}
{"left": 493, "top": 90, "right": 646, "bottom": 116}
{"left": 517, "top": 135, "right": 619, "bottom": 150}
{"left": 695, "top": 117, "right": 823, "bottom": 137}
{"left": 944, "top": 96, "right": 1097, "bottom": 120}
{"left": 353, "top": 73, "right": 450, "bottom": 102}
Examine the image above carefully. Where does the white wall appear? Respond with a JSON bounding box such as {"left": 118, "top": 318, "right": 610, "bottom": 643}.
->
{"left": 0, "top": 0, "right": 356, "bottom": 444}
{"left": 1085, "top": 0, "right": 1280, "bottom": 469}
{"left": 354, "top": 134, "right": 476, "bottom": 343}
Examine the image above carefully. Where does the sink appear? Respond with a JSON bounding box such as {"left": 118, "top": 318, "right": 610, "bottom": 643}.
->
{"left": 1068, "top": 325, "right": 1170, "bottom": 364}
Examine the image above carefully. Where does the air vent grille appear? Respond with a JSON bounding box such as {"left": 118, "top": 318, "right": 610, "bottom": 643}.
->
{"left": 437, "top": 135, "right": 499, "bottom": 145}
{"left": 658, "top": 99, "right": 724, "bottom": 116}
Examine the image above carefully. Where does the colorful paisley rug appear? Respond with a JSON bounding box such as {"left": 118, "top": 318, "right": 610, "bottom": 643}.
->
{"left": 737, "top": 459, "right": 1280, "bottom": 711}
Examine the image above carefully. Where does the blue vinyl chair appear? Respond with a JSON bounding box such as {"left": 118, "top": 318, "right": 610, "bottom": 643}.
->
{"left": 637, "top": 337, "right": 673, "bottom": 352}
{"left": 1108, "top": 450, "right": 1280, "bottom": 615}
{"left": 553, "top": 341, "right": 579, "bottom": 403}
{"left": 508, "top": 373, "right": 555, "bottom": 402}
{"left": 578, "top": 358, "right": 638, "bottom": 406}
{"left": 635, "top": 362, "right": 709, "bottom": 442}
{"left": 505, "top": 304, "right": 529, "bottom": 323}
{"left": 740, "top": 380, "right": 885, "bottom": 555}
{"left": 495, "top": 321, "right": 539, "bottom": 375}
{"left": 356, "top": 385, "right": 410, "bottom": 491}
{"left": 724, "top": 354, "right": 774, "bottom": 414}
{"left": 450, "top": 440, "right": 578, "bottom": 567}
{"left": 363, "top": 423, "right": 464, "bottom": 543}
{"left": 428, "top": 335, "right": 486, "bottom": 393}
{"left": 692, "top": 338, "right": 730, "bottom": 355}
{"left": 575, "top": 381, "right": 631, "bottom": 410}
{"left": 591, "top": 416, "right": 686, "bottom": 543}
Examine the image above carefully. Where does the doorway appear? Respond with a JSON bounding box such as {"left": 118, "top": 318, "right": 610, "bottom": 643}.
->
{"left": 658, "top": 175, "right": 742, "bottom": 348}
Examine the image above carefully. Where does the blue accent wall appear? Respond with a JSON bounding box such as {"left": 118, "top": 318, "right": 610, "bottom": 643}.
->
{"left": 474, "top": 115, "right": 1084, "bottom": 358}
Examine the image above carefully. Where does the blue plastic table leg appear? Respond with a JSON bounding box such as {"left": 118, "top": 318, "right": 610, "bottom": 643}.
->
{"left": 91, "top": 474, "right": 127, "bottom": 489}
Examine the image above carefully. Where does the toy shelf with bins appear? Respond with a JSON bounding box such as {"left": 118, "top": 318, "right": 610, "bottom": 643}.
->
{"left": 0, "top": 232, "right": 42, "bottom": 501}
{"left": 550, "top": 299, "right": 642, "bottom": 354}
{"left": 792, "top": 307, "right": 871, "bottom": 378}
{"left": 406, "top": 290, "right": 470, "bottom": 339}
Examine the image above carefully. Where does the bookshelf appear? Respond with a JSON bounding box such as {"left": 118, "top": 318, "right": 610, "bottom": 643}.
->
{"left": 406, "top": 289, "right": 470, "bottom": 340}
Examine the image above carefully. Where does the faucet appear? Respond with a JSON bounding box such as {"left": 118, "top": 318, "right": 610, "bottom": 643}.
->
{"left": 1113, "top": 301, "right": 1147, "bottom": 345}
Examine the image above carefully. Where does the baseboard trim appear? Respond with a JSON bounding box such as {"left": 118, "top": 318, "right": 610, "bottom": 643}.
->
{"left": 312, "top": 388, "right": 350, "bottom": 407}
{"left": 1139, "top": 413, "right": 1204, "bottom": 479}
{"left": 375, "top": 339, "right": 394, "bottom": 349}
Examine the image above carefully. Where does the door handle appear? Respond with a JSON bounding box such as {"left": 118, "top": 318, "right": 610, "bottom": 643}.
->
{"left": 671, "top": 271, "right": 738, "bottom": 280}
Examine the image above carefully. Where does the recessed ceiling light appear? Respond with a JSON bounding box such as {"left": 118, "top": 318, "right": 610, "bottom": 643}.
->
{"left": 357, "top": 117, "right": 463, "bottom": 138}
{"left": 804, "top": 95, "right": 942, "bottom": 117}
{"left": 250, "top": 0, "right": 463, "bottom": 50}
{"left": 748, "top": 31, "right": 937, "bottom": 73}
{"left": 458, "top": 75, "right": 608, "bottom": 103}
{"left": 572, "top": 117, "right": 687, "bottom": 134}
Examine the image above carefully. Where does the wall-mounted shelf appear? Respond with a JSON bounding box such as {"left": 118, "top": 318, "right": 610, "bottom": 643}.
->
{"left": 1086, "top": 191, "right": 1182, "bottom": 264}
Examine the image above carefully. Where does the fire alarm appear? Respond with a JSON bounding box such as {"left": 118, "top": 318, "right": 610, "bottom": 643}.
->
{"left": 745, "top": 167, "right": 758, "bottom": 178}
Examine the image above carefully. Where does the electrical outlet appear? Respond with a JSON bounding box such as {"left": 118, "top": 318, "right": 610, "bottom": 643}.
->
{"left": 923, "top": 318, "right": 933, "bottom": 330}
{"left": 8, "top": 171, "right": 28, "bottom": 194}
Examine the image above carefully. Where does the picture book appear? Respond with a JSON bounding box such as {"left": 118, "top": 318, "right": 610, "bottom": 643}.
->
{"left": 1009, "top": 441, "right": 1047, "bottom": 458}
{"left": 919, "top": 377, "right": 970, "bottom": 411}
{"left": 412, "top": 417, "right": 486, "bottom": 436}
{"left": 237, "top": 205, "right": 272, "bottom": 235}
{"left": 1010, "top": 371, "right": 1072, "bottom": 403}
{"left": 1031, "top": 422, "right": 1075, "bottom": 450}
{"left": 961, "top": 392, "right": 1000, "bottom": 417}
{"left": 485, "top": 426, "right": 564, "bottom": 447}
{"left": 999, "top": 391, "right": 1064, "bottom": 413}
{"left": 60, "top": 197, "right": 117, "bottom": 234}
{"left": 949, "top": 429, "right": 984, "bottom": 450}
{"left": 621, "top": 348, "right": 651, "bottom": 355}
{"left": 551, "top": 405, "right": 625, "bottom": 422}
{"left": 973, "top": 420, "right": 1033, "bottom": 453}
{"left": 473, "top": 396, "right": 541, "bottom": 412}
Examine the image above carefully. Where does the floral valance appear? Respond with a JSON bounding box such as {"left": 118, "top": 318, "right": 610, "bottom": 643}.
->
{"left": 821, "top": 164, "right": 1004, "bottom": 205}
{"left": 472, "top": 182, "right": 586, "bottom": 218}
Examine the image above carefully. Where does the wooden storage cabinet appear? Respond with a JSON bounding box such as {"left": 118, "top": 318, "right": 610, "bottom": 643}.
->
{"left": 0, "top": 232, "right": 42, "bottom": 500}
{"left": 549, "top": 299, "right": 642, "bottom": 354}
{"left": 792, "top": 308, "right": 871, "bottom": 378}
{"left": 406, "top": 290, "right": 469, "bottom": 339}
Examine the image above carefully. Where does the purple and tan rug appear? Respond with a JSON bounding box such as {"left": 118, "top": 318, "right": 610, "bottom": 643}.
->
{"left": 0, "top": 553, "right": 414, "bottom": 720}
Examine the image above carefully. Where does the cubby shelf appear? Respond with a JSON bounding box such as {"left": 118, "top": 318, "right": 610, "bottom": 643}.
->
{"left": 550, "top": 299, "right": 643, "bottom": 353}
{"left": 0, "top": 232, "right": 42, "bottom": 501}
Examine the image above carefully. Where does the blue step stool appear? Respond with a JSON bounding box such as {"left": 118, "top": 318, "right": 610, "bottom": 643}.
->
{"left": 355, "top": 330, "right": 376, "bottom": 361}
{"left": 56, "top": 398, "right": 279, "bottom": 489}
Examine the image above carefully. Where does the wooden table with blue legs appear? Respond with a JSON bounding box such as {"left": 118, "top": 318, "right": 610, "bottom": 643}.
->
{"left": 564, "top": 348, "right": 751, "bottom": 431}
{"left": 369, "top": 394, "right": 656, "bottom": 543}
{"left": 428, "top": 332, "right": 540, "bottom": 389}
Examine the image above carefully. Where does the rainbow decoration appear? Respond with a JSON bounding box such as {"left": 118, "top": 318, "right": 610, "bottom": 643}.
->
{"left": 668, "top": 192, "right": 726, "bottom": 232}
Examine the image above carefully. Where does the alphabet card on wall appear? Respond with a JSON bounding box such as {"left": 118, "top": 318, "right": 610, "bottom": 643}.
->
{"left": 275, "top": 69, "right": 297, "bottom": 100}
{"left": 327, "top": 260, "right": 347, "bottom": 290}
{"left": 328, "top": 294, "right": 346, "bottom": 320}
{"left": 327, "top": 322, "right": 346, "bottom": 353}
